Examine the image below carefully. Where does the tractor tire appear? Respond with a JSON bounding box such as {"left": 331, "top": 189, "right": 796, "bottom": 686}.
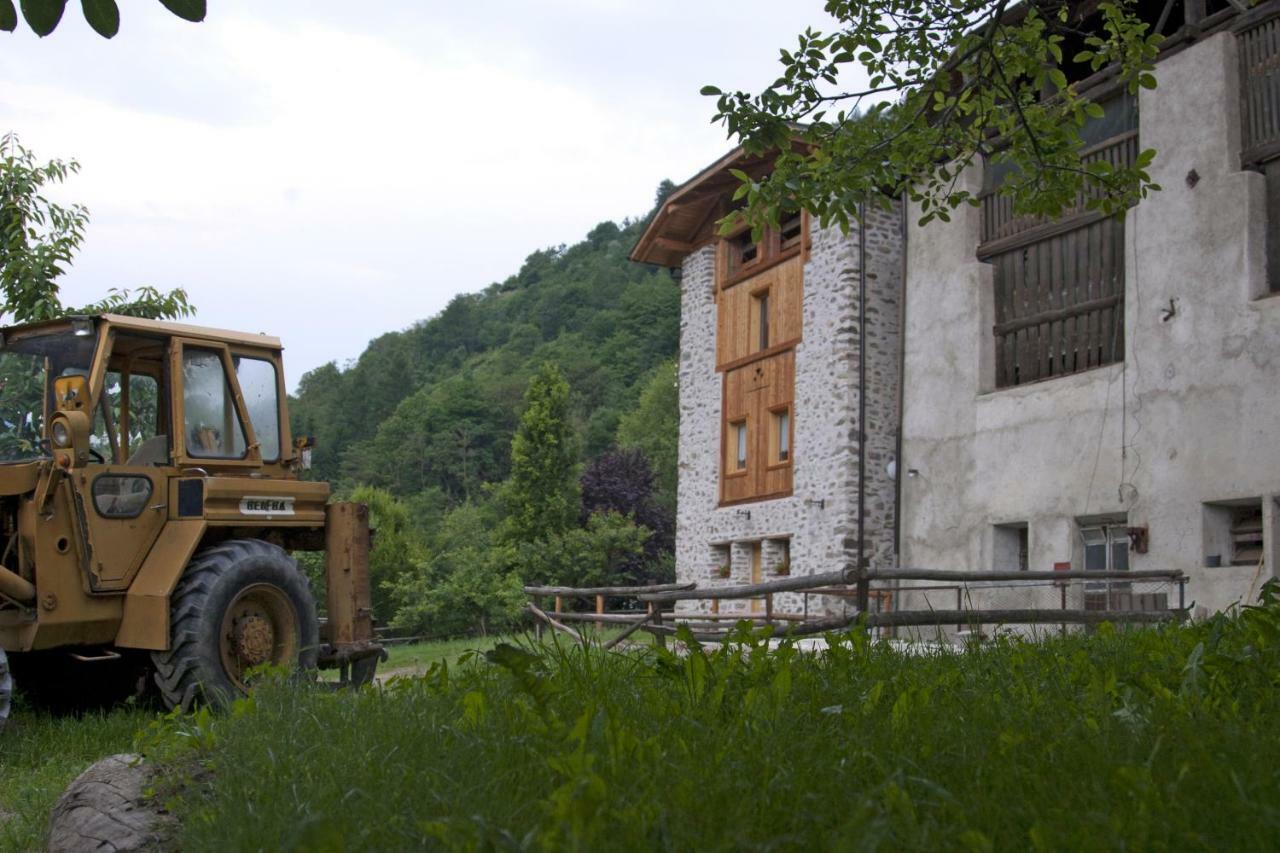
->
{"left": 0, "top": 647, "right": 11, "bottom": 733}
{"left": 151, "top": 539, "right": 319, "bottom": 711}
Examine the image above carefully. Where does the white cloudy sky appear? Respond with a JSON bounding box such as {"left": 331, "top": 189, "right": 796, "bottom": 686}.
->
{"left": 0, "top": 0, "right": 835, "bottom": 388}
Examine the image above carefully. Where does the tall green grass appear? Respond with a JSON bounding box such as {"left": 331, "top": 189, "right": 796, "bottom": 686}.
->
{"left": 148, "top": 589, "right": 1280, "bottom": 852}
{"left": 0, "top": 706, "right": 150, "bottom": 852}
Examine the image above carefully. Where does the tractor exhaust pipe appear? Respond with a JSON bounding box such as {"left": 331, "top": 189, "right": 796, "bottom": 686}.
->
{"left": 0, "top": 565, "right": 35, "bottom": 605}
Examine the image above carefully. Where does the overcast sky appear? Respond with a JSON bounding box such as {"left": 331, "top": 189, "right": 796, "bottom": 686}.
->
{"left": 1, "top": 1, "right": 835, "bottom": 388}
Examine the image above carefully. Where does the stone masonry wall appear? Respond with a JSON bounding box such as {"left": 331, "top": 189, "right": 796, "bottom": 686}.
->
{"left": 675, "top": 203, "right": 904, "bottom": 618}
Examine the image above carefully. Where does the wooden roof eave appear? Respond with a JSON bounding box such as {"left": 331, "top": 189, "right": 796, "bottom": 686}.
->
{"left": 631, "top": 140, "right": 808, "bottom": 268}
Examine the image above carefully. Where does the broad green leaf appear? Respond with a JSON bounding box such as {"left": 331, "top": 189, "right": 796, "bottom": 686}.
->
{"left": 80, "top": 0, "right": 117, "bottom": 37}
{"left": 699, "top": 85, "right": 721, "bottom": 96}
{"left": 19, "top": 0, "right": 65, "bottom": 36}
{"left": 0, "top": 0, "right": 17, "bottom": 31}
{"left": 157, "top": 0, "right": 203, "bottom": 22}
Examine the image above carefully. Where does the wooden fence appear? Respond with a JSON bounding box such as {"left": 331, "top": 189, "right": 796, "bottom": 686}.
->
{"left": 523, "top": 567, "right": 1188, "bottom": 647}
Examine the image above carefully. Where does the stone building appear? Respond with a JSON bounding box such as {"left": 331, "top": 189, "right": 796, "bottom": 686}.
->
{"left": 631, "top": 150, "right": 903, "bottom": 618}
{"left": 898, "top": 12, "right": 1280, "bottom": 618}
{"left": 636, "top": 1, "right": 1280, "bottom": 621}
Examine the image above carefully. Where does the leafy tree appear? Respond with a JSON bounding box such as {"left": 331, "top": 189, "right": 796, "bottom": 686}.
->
{"left": 0, "top": 0, "right": 205, "bottom": 39}
{"left": 616, "top": 358, "right": 678, "bottom": 514}
{"left": 500, "top": 363, "right": 580, "bottom": 545}
{"left": 515, "top": 511, "right": 650, "bottom": 589}
{"left": 390, "top": 499, "right": 525, "bottom": 637}
{"left": 0, "top": 133, "right": 192, "bottom": 324}
{"left": 703, "top": 0, "right": 1165, "bottom": 234}
{"left": 580, "top": 448, "right": 674, "bottom": 585}
{"left": 349, "top": 485, "right": 423, "bottom": 627}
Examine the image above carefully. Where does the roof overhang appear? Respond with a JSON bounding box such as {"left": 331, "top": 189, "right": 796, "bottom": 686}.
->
{"left": 630, "top": 143, "right": 803, "bottom": 269}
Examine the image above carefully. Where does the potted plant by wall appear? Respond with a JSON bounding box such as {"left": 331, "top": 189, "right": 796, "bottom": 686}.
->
{"left": 773, "top": 560, "right": 791, "bottom": 577}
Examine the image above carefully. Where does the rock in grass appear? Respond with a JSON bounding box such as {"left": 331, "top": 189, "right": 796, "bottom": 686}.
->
{"left": 47, "top": 754, "right": 174, "bottom": 852}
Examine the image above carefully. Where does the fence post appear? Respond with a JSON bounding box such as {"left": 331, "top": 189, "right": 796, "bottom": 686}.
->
{"left": 595, "top": 594, "right": 605, "bottom": 631}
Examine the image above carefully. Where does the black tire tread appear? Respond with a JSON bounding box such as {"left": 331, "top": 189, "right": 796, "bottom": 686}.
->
{"left": 151, "top": 539, "right": 317, "bottom": 710}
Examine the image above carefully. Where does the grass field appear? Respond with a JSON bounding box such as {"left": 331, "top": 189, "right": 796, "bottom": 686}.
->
{"left": 4, "top": 602, "right": 1280, "bottom": 851}
{"left": 0, "top": 635, "right": 505, "bottom": 852}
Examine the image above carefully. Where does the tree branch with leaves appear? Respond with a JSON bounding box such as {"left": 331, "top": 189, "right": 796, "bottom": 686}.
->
{"left": 0, "top": 133, "right": 193, "bottom": 324}
{"left": 703, "top": 0, "right": 1168, "bottom": 233}
{"left": 0, "top": 0, "right": 204, "bottom": 39}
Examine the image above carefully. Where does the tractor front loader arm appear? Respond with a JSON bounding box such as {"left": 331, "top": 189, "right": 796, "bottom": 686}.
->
{"left": 317, "top": 502, "right": 385, "bottom": 686}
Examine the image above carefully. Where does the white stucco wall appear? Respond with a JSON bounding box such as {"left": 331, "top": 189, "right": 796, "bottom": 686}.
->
{"left": 675, "top": 205, "right": 903, "bottom": 617}
{"left": 899, "top": 31, "right": 1280, "bottom": 619}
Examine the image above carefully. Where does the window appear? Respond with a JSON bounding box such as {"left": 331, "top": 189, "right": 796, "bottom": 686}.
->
{"left": 91, "top": 475, "right": 152, "bottom": 519}
{"left": 1081, "top": 522, "right": 1130, "bottom": 611}
{"left": 1082, "top": 524, "right": 1129, "bottom": 573}
{"left": 720, "top": 211, "right": 808, "bottom": 289}
{"left": 233, "top": 356, "right": 281, "bottom": 461}
{"left": 981, "top": 92, "right": 1135, "bottom": 388}
{"left": 726, "top": 230, "right": 761, "bottom": 279}
{"left": 752, "top": 290, "right": 771, "bottom": 351}
{"left": 779, "top": 210, "right": 804, "bottom": 252}
{"left": 993, "top": 523, "right": 1029, "bottom": 572}
{"left": 93, "top": 371, "right": 162, "bottom": 465}
{"left": 1205, "top": 500, "right": 1265, "bottom": 567}
{"left": 182, "top": 348, "right": 248, "bottom": 459}
{"left": 728, "top": 420, "right": 748, "bottom": 473}
{"left": 769, "top": 407, "right": 791, "bottom": 464}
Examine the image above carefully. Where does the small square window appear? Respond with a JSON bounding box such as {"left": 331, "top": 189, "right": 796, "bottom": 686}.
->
{"left": 993, "top": 523, "right": 1028, "bottom": 572}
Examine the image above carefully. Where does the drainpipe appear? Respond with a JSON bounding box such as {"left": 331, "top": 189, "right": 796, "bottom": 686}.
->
{"left": 894, "top": 195, "right": 908, "bottom": 565}
{"left": 856, "top": 196, "right": 870, "bottom": 615}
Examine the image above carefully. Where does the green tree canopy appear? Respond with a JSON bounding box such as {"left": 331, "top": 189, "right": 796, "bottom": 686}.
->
{"left": 704, "top": 0, "right": 1167, "bottom": 234}
{"left": 616, "top": 358, "right": 678, "bottom": 515}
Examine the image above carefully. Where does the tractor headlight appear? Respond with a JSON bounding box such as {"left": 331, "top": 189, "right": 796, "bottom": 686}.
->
{"left": 51, "top": 420, "right": 71, "bottom": 448}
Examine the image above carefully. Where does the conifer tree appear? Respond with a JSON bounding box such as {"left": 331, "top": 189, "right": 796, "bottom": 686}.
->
{"left": 501, "top": 363, "right": 579, "bottom": 544}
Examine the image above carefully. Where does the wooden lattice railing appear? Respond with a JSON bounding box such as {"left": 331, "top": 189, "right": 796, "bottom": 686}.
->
{"left": 1241, "top": 12, "right": 1280, "bottom": 164}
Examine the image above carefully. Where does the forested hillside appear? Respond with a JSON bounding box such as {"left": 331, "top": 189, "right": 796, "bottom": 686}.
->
{"left": 289, "top": 193, "right": 681, "bottom": 636}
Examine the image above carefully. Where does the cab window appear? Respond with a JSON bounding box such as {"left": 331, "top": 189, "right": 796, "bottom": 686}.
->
{"left": 182, "top": 348, "right": 247, "bottom": 459}
{"left": 233, "top": 356, "right": 281, "bottom": 462}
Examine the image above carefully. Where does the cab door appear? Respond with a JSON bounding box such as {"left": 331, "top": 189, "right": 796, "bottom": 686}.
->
{"left": 169, "top": 339, "right": 261, "bottom": 470}
{"left": 71, "top": 343, "right": 173, "bottom": 592}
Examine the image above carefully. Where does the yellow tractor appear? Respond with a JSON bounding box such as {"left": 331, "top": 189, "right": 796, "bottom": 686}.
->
{"left": 0, "top": 314, "right": 381, "bottom": 729}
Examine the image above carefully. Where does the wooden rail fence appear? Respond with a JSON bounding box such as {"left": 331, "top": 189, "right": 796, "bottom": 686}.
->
{"left": 523, "top": 566, "right": 1189, "bottom": 648}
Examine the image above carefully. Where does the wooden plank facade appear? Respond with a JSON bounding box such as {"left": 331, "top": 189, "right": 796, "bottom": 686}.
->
{"left": 716, "top": 236, "right": 803, "bottom": 505}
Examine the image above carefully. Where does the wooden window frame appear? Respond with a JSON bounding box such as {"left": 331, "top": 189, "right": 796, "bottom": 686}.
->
{"left": 725, "top": 418, "right": 749, "bottom": 479}
{"left": 750, "top": 284, "right": 772, "bottom": 353}
{"left": 767, "top": 405, "right": 792, "bottom": 470}
{"left": 719, "top": 211, "right": 810, "bottom": 291}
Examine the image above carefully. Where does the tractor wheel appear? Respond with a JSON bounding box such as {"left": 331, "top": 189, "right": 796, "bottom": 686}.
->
{"left": 0, "top": 647, "right": 11, "bottom": 732}
{"left": 152, "top": 539, "right": 319, "bottom": 710}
